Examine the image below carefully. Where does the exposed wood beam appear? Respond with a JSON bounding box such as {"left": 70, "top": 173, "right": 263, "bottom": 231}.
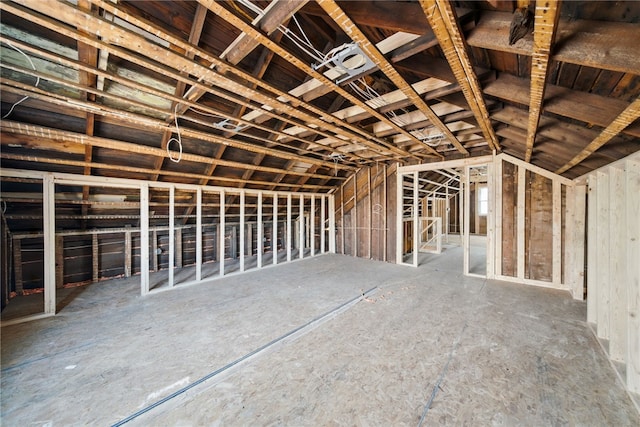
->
{"left": 466, "top": 11, "right": 640, "bottom": 75}
{"left": 421, "top": 0, "right": 500, "bottom": 152}
{"left": 200, "top": 0, "right": 433, "bottom": 160}
{"left": 4, "top": 1, "right": 399, "bottom": 163}
{"left": 556, "top": 97, "right": 640, "bottom": 175}
{"left": 484, "top": 73, "right": 640, "bottom": 138}
{"left": 0, "top": 35, "right": 360, "bottom": 163}
{"left": 524, "top": 0, "right": 560, "bottom": 162}
{"left": 316, "top": 0, "right": 468, "bottom": 156}
{"left": 0, "top": 70, "right": 355, "bottom": 172}
{"left": 0, "top": 121, "right": 342, "bottom": 181}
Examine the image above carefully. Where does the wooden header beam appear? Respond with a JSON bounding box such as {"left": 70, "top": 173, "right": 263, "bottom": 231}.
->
{"left": 421, "top": 0, "right": 500, "bottom": 153}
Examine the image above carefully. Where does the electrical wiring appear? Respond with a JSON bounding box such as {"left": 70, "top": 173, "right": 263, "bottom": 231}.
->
{"left": 2, "top": 42, "right": 40, "bottom": 119}
{"left": 167, "top": 105, "right": 183, "bottom": 163}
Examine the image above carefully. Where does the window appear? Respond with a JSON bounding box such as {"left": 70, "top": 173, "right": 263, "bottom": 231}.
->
{"left": 478, "top": 186, "right": 488, "bottom": 216}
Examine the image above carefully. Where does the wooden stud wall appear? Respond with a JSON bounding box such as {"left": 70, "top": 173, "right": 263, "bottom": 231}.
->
{"left": 583, "top": 151, "right": 640, "bottom": 395}
{"left": 333, "top": 164, "right": 397, "bottom": 262}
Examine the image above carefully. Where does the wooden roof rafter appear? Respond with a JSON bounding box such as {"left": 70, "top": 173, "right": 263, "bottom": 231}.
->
{"left": 198, "top": 0, "right": 434, "bottom": 160}
{"left": 316, "top": 0, "right": 470, "bottom": 156}
{"left": 555, "top": 97, "right": 640, "bottom": 175}
{"left": 87, "top": 0, "right": 406, "bottom": 161}
{"left": 524, "top": 0, "right": 561, "bottom": 162}
{"left": 421, "top": 0, "right": 500, "bottom": 153}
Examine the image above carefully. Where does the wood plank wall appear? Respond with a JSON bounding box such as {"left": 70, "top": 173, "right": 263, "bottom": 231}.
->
{"left": 334, "top": 163, "right": 397, "bottom": 262}
{"left": 584, "top": 151, "right": 640, "bottom": 395}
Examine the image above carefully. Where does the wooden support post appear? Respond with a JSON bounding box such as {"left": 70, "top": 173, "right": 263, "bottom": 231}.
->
{"left": 299, "top": 194, "right": 304, "bottom": 259}
{"left": 596, "top": 170, "right": 610, "bottom": 340}
{"left": 486, "top": 160, "right": 495, "bottom": 278}
{"left": 353, "top": 173, "right": 358, "bottom": 257}
{"left": 517, "top": 166, "right": 526, "bottom": 280}
{"left": 175, "top": 228, "right": 183, "bottom": 269}
{"left": 586, "top": 174, "right": 597, "bottom": 324}
{"left": 396, "top": 172, "right": 404, "bottom": 265}
{"left": 124, "top": 227, "right": 132, "bottom": 278}
{"left": 273, "top": 193, "right": 278, "bottom": 265}
{"left": 43, "top": 174, "right": 56, "bottom": 314}
{"left": 196, "top": 188, "right": 202, "bottom": 281}
{"left": 320, "top": 195, "right": 325, "bottom": 254}
{"left": 329, "top": 195, "right": 336, "bottom": 253}
{"left": 257, "top": 192, "right": 263, "bottom": 268}
{"left": 463, "top": 167, "right": 471, "bottom": 274}
{"left": 152, "top": 229, "right": 158, "bottom": 273}
{"left": 383, "top": 164, "right": 387, "bottom": 262}
{"left": 413, "top": 171, "right": 419, "bottom": 267}
{"left": 341, "top": 184, "right": 345, "bottom": 255}
{"left": 13, "top": 238, "right": 22, "bottom": 294}
{"left": 168, "top": 185, "right": 175, "bottom": 287}
{"left": 310, "top": 195, "right": 315, "bottom": 257}
{"left": 220, "top": 189, "right": 225, "bottom": 276}
{"left": 92, "top": 233, "right": 99, "bottom": 283}
{"left": 287, "top": 193, "right": 292, "bottom": 262}
{"left": 140, "top": 183, "right": 149, "bottom": 294}
{"left": 240, "top": 191, "right": 245, "bottom": 272}
{"left": 552, "top": 180, "right": 562, "bottom": 286}
{"left": 626, "top": 157, "right": 640, "bottom": 393}
{"left": 495, "top": 159, "right": 503, "bottom": 277}
{"left": 566, "top": 184, "right": 586, "bottom": 300}
{"left": 55, "top": 235, "right": 64, "bottom": 288}
{"left": 609, "top": 166, "right": 626, "bottom": 362}
{"left": 368, "top": 167, "right": 372, "bottom": 259}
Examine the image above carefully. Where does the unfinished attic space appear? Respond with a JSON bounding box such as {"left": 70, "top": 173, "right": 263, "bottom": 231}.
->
{"left": 2, "top": 0, "right": 640, "bottom": 424}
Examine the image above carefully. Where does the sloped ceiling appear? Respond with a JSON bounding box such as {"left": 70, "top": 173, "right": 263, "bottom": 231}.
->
{"left": 1, "top": 0, "right": 639, "bottom": 232}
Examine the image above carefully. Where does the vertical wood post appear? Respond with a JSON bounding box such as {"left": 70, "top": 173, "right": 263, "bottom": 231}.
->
{"left": 124, "top": 227, "right": 132, "bottom": 278}
{"left": 287, "top": 194, "right": 292, "bottom": 262}
{"left": 517, "top": 166, "right": 526, "bottom": 280}
{"left": 43, "top": 174, "right": 56, "bottom": 314}
{"left": 168, "top": 185, "right": 175, "bottom": 287}
{"left": 413, "top": 171, "right": 419, "bottom": 267}
{"left": 196, "top": 188, "right": 202, "bottom": 282}
{"left": 609, "top": 166, "right": 626, "bottom": 362}
{"left": 257, "top": 192, "right": 263, "bottom": 268}
{"left": 240, "top": 191, "right": 245, "bottom": 272}
{"left": 320, "top": 195, "right": 325, "bottom": 254}
{"left": 368, "top": 167, "right": 372, "bottom": 259}
{"left": 566, "top": 184, "right": 586, "bottom": 300}
{"left": 299, "top": 194, "right": 304, "bottom": 259}
{"left": 552, "top": 180, "right": 562, "bottom": 285}
{"left": 383, "top": 164, "right": 387, "bottom": 262}
{"left": 329, "top": 195, "right": 336, "bottom": 253}
{"left": 140, "top": 183, "right": 149, "bottom": 294}
{"left": 495, "top": 159, "right": 503, "bottom": 276}
{"left": 55, "top": 235, "right": 64, "bottom": 288}
{"left": 273, "top": 193, "right": 278, "bottom": 265}
{"left": 219, "top": 190, "right": 225, "bottom": 276}
{"left": 13, "top": 237, "right": 23, "bottom": 294}
{"left": 92, "top": 233, "right": 99, "bottom": 283}
{"left": 310, "top": 195, "right": 315, "bottom": 256}
{"left": 152, "top": 229, "right": 158, "bottom": 272}
{"left": 353, "top": 172, "right": 358, "bottom": 257}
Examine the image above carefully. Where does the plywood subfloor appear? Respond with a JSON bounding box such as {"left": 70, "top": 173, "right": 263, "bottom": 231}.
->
{"left": 1, "top": 252, "right": 638, "bottom": 425}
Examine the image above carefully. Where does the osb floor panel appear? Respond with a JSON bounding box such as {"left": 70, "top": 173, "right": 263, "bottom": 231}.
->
{"left": 2, "top": 250, "right": 639, "bottom": 426}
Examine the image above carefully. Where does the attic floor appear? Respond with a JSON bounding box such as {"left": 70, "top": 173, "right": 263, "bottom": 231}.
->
{"left": 1, "top": 250, "right": 639, "bottom": 426}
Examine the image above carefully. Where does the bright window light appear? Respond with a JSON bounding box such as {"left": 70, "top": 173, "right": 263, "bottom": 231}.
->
{"left": 478, "top": 186, "right": 488, "bottom": 216}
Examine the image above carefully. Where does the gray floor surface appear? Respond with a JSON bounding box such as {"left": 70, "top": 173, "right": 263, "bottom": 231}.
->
{"left": 2, "top": 246, "right": 639, "bottom": 426}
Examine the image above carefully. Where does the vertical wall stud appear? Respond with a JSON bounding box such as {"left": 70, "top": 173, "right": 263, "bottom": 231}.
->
{"left": 609, "top": 166, "right": 626, "bottom": 362}
{"left": 413, "top": 170, "right": 419, "bottom": 267}
{"left": 257, "top": 192, "right": 263, "bottom": 268}
{"left": 396, "top": 172, "right": 403, "bottom": 265}
{"left": 273, "top": 193, "right": 278, "bottom": 265}
{"left": 329, "top": 195, "right": 336, "bottom": 253}
{"left": 43, "top": 174, "right": 56, "bottom": 314}
{"left": 486, "top": 160, "right": 495, "bottom": 278}
{"left": 517, "top": 166, "right": 526, "bottom": 280}
{"left": 220, "top": 190, "right": 225, "bottom": 277}
{"left": 168, "top": 185, "right": 175, "bottom": 287}
{"left": 495, "top": 159, "right": 503, "bottom": 276}
{"left": 196, "top": 188, "right": 202, "bottom": 282}
{"left": 311, "top": 195, "right": 315, "bottom": 257}
{"left": 240, "top": 191, "right": 245, "bottom": 272}
{"left": 463, "top": 166, "right": 471, "bottom": 275}
{"left": 299, "top": 194, "right": 304, "bottom": 259}
{"left": 320, "top": 195, "right": 325, "bottom": 254}
{"left": 287, "top": 194, "right": 292, "bottom": 262}
{"left": 354, "top": 173, "right": 358, "bottom": 257}
{"left": 152, "top": 229, "right": 158, "bottom": 272}
{"left": 140, "top": 183, "right": 149, "bottom": 294}
{"left": 566, "top": 184, "right": 586, "bottom": 300}
{"left": 552, "top": 179, "right": 562, "bottom": 285}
